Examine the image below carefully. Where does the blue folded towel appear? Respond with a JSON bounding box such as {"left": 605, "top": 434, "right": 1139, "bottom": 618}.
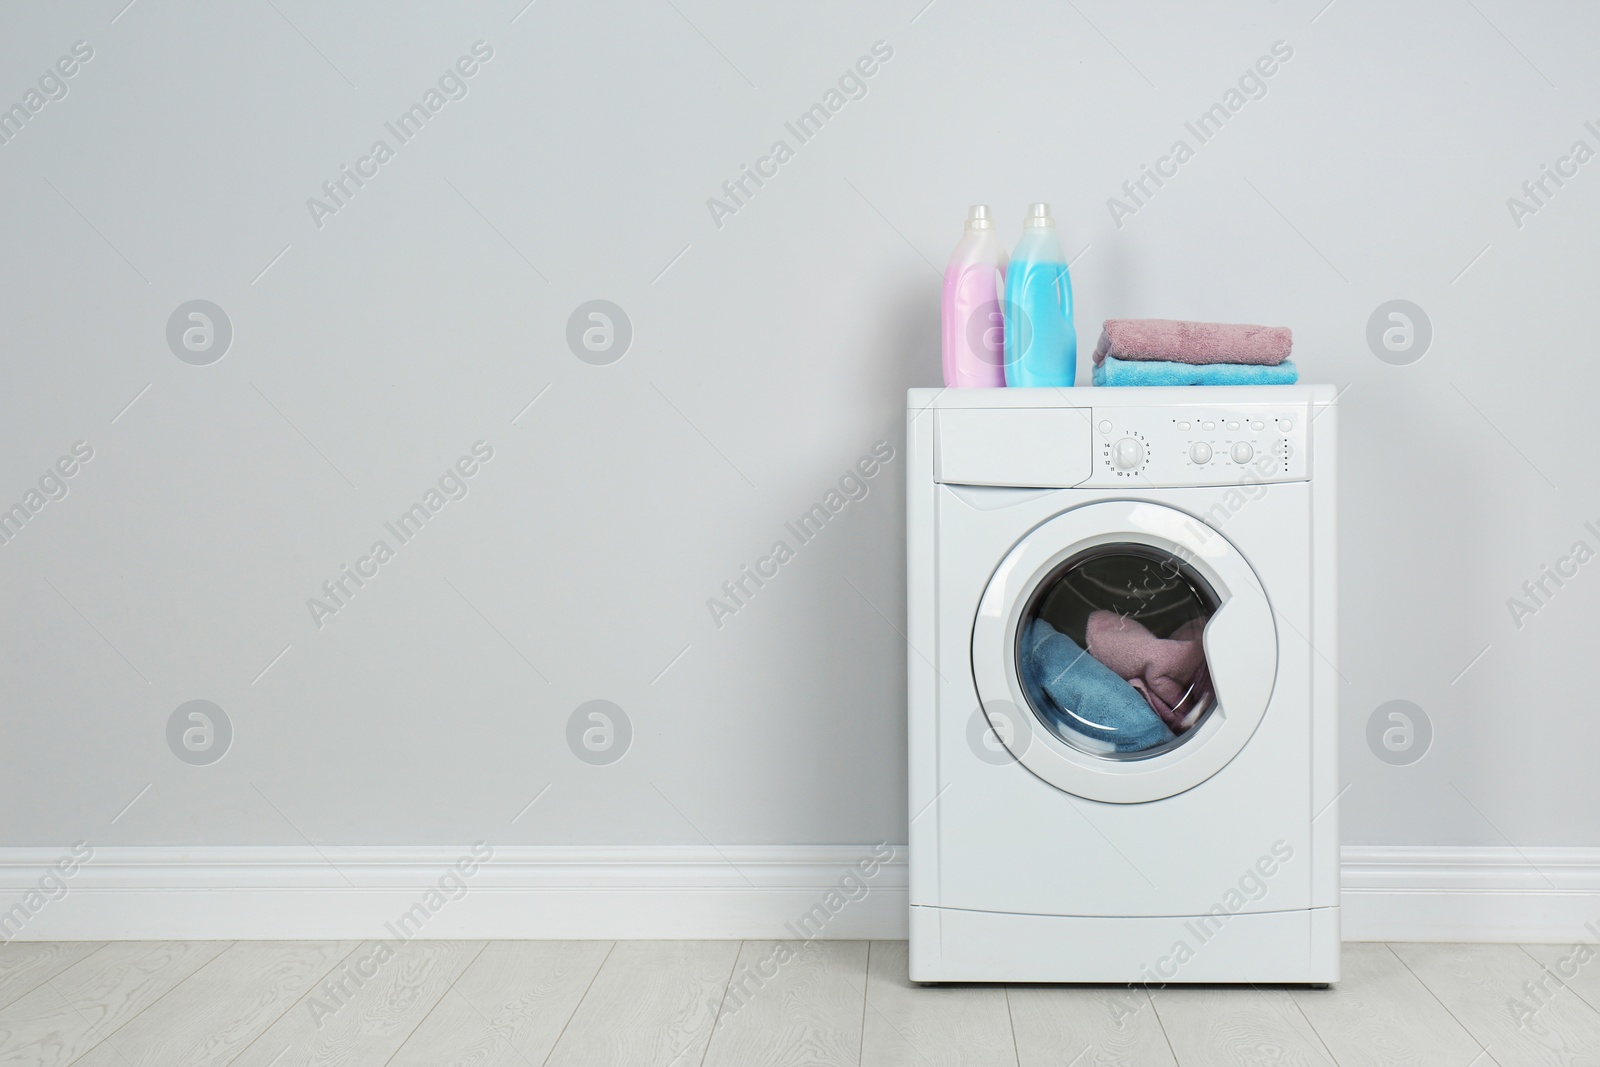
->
{"left": 1092, "top": 356, "right": 1300, "bottom": 387}
{"left": 1019, "top": 618, "right": 1175, "bottom": 752}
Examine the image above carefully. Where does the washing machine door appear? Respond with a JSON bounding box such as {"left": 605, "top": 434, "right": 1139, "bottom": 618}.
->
{"left": 971, "top": 499, "right": 1277, "bottom": 804}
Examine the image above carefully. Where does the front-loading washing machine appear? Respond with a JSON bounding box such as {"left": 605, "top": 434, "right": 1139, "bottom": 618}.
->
{"left": 906, "top": 386, "right": 1338, "bottom": 984}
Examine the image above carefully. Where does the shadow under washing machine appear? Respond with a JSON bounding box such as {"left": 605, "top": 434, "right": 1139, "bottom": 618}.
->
{"left": 906, "top": 386, "right": 1339, "bottom": 984}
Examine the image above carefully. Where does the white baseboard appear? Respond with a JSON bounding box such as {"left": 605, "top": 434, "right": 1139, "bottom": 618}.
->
{"left": 0, "top": 845, "right": 908, "bottom": 942}
{"left": 1341, "top": 846, "right": 1600, "bottom": 943}
{"left": 5, "top": 844, "right": 1599, "bottom": 943}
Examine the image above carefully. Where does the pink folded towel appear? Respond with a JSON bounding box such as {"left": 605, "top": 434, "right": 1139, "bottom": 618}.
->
{"left": 1094, "top": 319, "right": 1293, "bottom": 367}
{"left": 1085, "top": 611, "right": 1213, "bottom": 733}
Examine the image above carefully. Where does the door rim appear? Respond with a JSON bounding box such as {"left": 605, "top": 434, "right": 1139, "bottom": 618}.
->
{"left": 971, "top": 500, "right": 1278, "bottom": 804}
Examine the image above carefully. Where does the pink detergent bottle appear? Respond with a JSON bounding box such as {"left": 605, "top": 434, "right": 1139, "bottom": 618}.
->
{"left": 941, "top": 205, "right": 1008, "bottom": 387}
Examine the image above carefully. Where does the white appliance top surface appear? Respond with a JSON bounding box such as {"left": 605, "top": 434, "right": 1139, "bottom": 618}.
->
{"left": 907, "top": 384, "right": 1336, "bottom": 409}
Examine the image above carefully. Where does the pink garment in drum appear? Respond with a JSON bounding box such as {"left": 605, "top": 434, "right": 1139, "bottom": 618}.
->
{"left": 1085, "top": 611, "right": 1214, "bottom": 733}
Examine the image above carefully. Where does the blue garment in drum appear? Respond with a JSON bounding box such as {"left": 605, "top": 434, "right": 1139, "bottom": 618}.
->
{"left": 1019, "top": 618, "right": 1176, "bottom": 752}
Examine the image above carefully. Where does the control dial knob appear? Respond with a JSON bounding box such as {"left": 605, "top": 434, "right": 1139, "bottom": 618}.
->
{"left": 1112, "top": 437, "right": 1144, "bottom": 470}
{"left": 1231, "top": 441, "right": 1254, "bottom": 464}
{"left": 1189, "top": 441, "right": 1213, "bottom": 464}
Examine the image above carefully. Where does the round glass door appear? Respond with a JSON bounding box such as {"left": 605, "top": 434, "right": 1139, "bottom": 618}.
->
{"left": 971, "top": 500, "right": 1279, "bottom": 804}
{"left": 1017, "top": 544, "right": 1219, "bottom": 760}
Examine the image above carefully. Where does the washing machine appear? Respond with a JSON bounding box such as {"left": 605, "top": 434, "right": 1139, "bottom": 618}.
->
{"left": 906, "top": 385, "right": 1338, "bottom": 984}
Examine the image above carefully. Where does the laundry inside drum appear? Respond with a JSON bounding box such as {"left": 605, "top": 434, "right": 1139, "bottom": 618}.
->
{"left": 1015, "top": 543, "right": 1220, "bottom": 760}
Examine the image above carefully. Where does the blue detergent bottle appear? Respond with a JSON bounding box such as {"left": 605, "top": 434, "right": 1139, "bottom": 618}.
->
{"left": 1003, "top": 203, "right": 1076, "bottom": 386}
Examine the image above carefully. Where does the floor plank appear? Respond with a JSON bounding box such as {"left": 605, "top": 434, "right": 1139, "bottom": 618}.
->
{"left": 1, "top": 939, "right": 1595, "bottom": 1067}
{"left": 1150, "top": 987, "right": 1336, "bottom": 1067}
{"left": 0, "top": 945, "right": 104, "bottom": 1015}
{"left": 226, "top": 939, "right": 484, "bottom": 1067}
{"left": 386, "top": 941, "right": 612, "bottom": 1067}
{"left": 1393, "top": 942, "right": 1600, "bottom": 1067}
{"left": 69, "top": 941, "right": 354, "bottom": 1067}
{"left": 857, "top": 940, "right": 1016, "bottom": 1067}
{"left": 542, "top": 940, "right": 738, "bottom": 1067}
{"left": 701, "top": 940, "right": 869, "bottom": 1067}
{"left": 1521, "top": 942, "right": 1600, "bottom": 1021}
{"left": 1008, "top": 984, "right": 1176, "bottom": 1067}
{"left": 1289, "top": 943, "right": 1488, "bottom": 1067}
{"left": 0, "top": 940, "right": 228, "bottom": 1067}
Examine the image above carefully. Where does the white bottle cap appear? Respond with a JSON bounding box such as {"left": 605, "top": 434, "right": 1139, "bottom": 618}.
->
{"left": 965, "top": 204, "right": 993, "bottom": 231}
{"left": 1024, "top": 202, "right": 1055, "bottom": 228}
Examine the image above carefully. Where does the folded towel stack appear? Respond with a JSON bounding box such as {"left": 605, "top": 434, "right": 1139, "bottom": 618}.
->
{"left": 1092, "top": 318, "right": 1297, "bottom": 387}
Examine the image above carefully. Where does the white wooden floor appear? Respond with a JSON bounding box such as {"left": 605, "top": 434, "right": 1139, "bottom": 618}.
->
{"left": 0, "top": 939, "right": 1595, "bottom": 1065}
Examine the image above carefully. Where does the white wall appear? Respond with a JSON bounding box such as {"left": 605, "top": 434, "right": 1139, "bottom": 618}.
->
{"left": 1, "top": 0, "right": 1594, "bottom": 861}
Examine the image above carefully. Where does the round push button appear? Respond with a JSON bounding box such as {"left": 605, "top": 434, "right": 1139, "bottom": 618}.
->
{"left": 1279, "top": 418, "right": 1294, "bottom": 432}
{"left": 1189, "top": 442, "right": 1213, "bottom": 464}
{"left": 1098, "top": 420, "right": 1113, "bottom": 435}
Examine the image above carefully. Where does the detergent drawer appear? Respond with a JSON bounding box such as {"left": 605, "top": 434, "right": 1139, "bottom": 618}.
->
{"left": 935, "top": 407, "right": 1091, "bottom": 488}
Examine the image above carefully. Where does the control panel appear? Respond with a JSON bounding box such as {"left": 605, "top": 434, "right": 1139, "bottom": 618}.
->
{"left": 1084, "top": 404, "right": 1309, "bottom": 487}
